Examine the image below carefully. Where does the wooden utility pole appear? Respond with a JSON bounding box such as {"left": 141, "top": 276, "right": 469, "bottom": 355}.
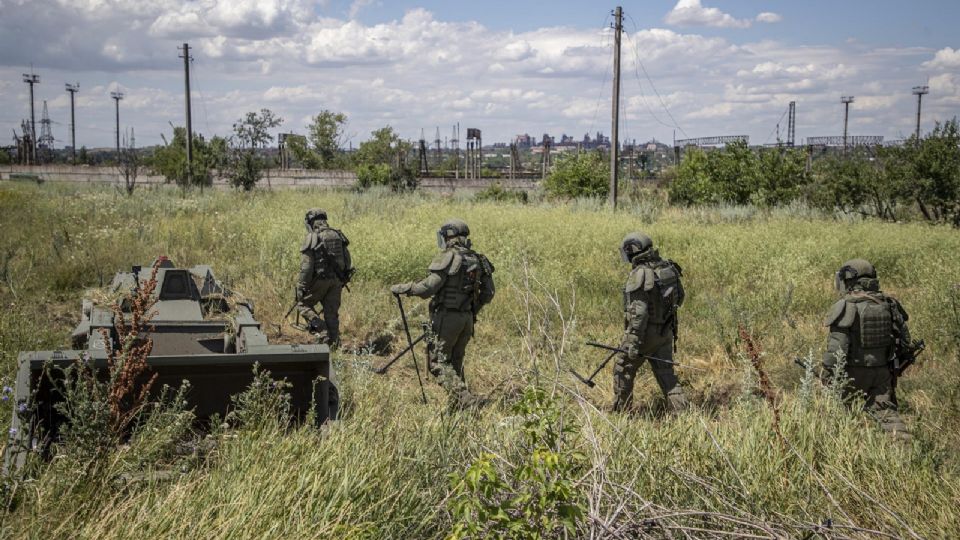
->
{"left": 65, "top": 83, "right": 79, "bottom": 164}
{"left": 610, "top": 6, "right": 622, "bottom": 209}
{"left": 180, "top": 43, "right": 194, "bottom": 187}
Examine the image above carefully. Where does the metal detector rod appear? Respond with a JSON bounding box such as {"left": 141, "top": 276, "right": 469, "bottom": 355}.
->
{"left": 585, "top": 341, "right": 701, "bottom": 369}
{"left": 395, "top": 294, "right": 428, "bottom": 404}
{"left": 373, "top": 332, "right": 427, "bottom": 375}
{"left": 570, "top": 348, "right": 619, "bottom": 388}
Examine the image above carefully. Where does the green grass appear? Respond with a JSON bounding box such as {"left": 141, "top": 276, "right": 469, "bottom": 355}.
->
{"left": 1, "top": 182, "right": 959, "bottom": 538}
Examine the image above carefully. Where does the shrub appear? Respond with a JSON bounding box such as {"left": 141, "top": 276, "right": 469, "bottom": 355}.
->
{"left": 543, "top": 151, "right": 609, "bottom": 199}
{"left": 448, "top": 387, "right": 585, "bottom": 539}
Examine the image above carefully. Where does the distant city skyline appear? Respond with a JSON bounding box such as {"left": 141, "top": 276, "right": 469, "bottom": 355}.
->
{"left": 1, "top": 0, "right": 958, "bottom": 150}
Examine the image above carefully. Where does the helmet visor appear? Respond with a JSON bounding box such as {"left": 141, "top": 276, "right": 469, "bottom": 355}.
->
{"left": 437, "top": 230, "right": 446, "bottom": 249}
{"left": 620, "top": 245, "right": 632, "bottom": 263}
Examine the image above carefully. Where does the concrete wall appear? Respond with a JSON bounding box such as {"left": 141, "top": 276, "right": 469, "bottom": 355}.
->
{"left": 0, "top": 165, "right": 537, "bottom": 193}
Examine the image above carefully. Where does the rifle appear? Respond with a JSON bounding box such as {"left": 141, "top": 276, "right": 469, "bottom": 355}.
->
{"left": 892, "top": 339, "right": 925, "bottom": 377}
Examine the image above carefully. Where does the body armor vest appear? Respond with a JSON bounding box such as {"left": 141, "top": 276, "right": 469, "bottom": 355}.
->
{"left": 435, "top": 248, "right": 486, "bottom": 312}
{"left": 311, "top": 226, "right": 348, "bottom": 278}
{"left": 624, "top": 260, "right": 682, "bottom": 325}
{"left": 849, "top": 293, "right": 894, "bottom": 366}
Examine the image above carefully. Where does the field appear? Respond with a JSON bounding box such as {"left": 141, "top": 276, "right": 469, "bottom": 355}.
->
{"left": 0, "top": 182, "right": 959, "bottom": 538}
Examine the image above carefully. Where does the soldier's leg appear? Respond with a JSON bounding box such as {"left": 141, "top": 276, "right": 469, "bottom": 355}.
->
{"left": 865, "top": 367, "right": 910, "bottom": 440}
{"left": 428, "top": 311, "right": 471, "bottom": 402}
{"left": 319, "top": 282, "right": 343, "bottom": 347}
{"left": 295, "top": 281, "right": 323, "bottom": 327}
{"left": 648, "top": 332, "right": 688, "bottom": 412}
{"left": 612, "top": 334, "right": 642, "bottom": 412}
{"left": 302, "top": 280, "right": 334, "bottom": 343}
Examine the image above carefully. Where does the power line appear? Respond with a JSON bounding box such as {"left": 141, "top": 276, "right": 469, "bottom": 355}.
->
{"left": 623, "top": 12, "right": 688, "bottom": 138}
{"left": 587, "top": 12, "right": 614, "bottom": 138}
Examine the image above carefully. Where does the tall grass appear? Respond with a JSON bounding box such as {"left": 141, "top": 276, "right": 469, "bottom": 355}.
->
{"left": 1, "top": 182, "right": 958, "bottom": 538}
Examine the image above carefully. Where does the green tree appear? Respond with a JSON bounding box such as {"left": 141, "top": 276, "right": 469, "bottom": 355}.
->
{"left": 227, "top": 109, "right": 283, "bottom": 191}
{"left": 353, "top": 126, "right": 416, "bottom": 190}
{"left": 911, "top": 118, "right": 960, "bottom": 225}
{"left": 755, "top": 147, "right": 809, "bottom": 206}
{"left": 307, "top": 110, "right": 347, "bottom": 168}
{"left": 808, "top": 149, "right": 880, "bottom": 216}
{"left": 543, "top": 151, "right": 609, "bottom": 199}
{"left": 668, "top": 146, "right": 712, "bottom": 205}
{"left": 669, "top": 141, "right": 762, "bottom": 205}
{"left": 150, "top": 127, "right": 227, "bottom": 190}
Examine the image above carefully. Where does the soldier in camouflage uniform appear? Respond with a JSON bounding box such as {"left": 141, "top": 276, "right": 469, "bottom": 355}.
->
{"left": 391, "top": 219, "right": 495, "bottom": 407}
{"left": 297, "top": 208, "right": 352, "bottom": 347}
{"left": 823, "top": 258, "right": 912, "bottom": 440}
{"left": 612, "top": 233, "right": 689, "bottom": 412}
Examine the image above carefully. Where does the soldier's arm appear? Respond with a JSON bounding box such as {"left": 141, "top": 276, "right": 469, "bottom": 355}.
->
{"left": 393, "top": 251, "right": 449, "bottom": 297}
{"left": 298, "top": 252, "right": 315, "bottom": 295}
{"left": 823, "top": 299, "right": 854, "bottom": 367}
{"left": 626, "top": 298, "right": 651, "bottom": 339}
{"left": 823, "top": 326, "right": 851, "bottom": 367}
{"left": 408, "top": 271, "right": 444, "bottom": 298}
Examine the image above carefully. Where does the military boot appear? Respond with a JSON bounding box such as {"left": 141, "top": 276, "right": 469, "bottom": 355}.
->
{"left": 874, "top": 408, "right": 912, "bottom": 442}
{"left": 665, "top": 389, "right": 690, "bottom": 412}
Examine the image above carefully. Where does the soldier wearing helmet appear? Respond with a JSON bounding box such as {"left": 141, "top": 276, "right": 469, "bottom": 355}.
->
{"left": 391, "top": 219, "right": 495, "bottom": 407}
{"left": 613, "top": 232, "right": 689, "bottom": 412}
{"left": 296, "top": 208, "right": 353, "bottom": 347}
{"left": 823, "top": 258, "right": 912, "bottom": 440}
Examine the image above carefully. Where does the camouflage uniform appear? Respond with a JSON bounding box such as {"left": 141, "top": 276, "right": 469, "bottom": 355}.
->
{"left": 824, "top": 258, "right": 912, "bottom": 440}
{"left": 391, "top": 219, "right": 495, "bottom": 407}
{"left": 297, "top": 209, "right": 352, "bottom": 347}
{"left": 612, "top": 233, "right": 689, "bottom": 412}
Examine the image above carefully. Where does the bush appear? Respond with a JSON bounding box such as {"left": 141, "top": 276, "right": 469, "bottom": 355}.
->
{"left": 448, "top": 387, "right": 585, "bottom": 539}
{"left": 473, "top": 182, "right": 528, "bottom": 204}
{"left": 543, "top": 152, "right": 609, "bottom": 199}
{"left": 355, "top": 163, "right": 416, "bottom": 191}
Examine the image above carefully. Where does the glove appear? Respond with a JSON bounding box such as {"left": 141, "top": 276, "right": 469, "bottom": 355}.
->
{"left": 623, "top": 334, "right": 642, "bottom": 361}
{"left": 390, "top": 283, "right": 411, "bottom": 295}
{"left": 308, "top": 317, "right": 323, "bottom": 332}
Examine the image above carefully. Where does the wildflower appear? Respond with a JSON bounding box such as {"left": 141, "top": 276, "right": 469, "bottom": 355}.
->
{"left": 1, "top": 395, "right": 7, "bottom": 402}
{"left": 1, "top": 386, "right": 11, "bottom": 394}
{"left": 8, "top": 428, "right": 17, "bottom": 437}
{"left": 17, "top": 403, "right": 27, "bottom": 413}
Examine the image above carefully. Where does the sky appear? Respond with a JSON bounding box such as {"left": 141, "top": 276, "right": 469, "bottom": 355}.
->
{"left": 1, "top": 0, "right": 958, "bottom": 150}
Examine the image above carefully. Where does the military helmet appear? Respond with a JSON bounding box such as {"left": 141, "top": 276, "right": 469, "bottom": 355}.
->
{"left": 620, "top": 232, "right": 653, "bottom": 263}
{"left": 305, "top": 208, "right": 328, "bottom": 224}
{"left": 834, "top": 258, "right": 877, "bottom": 291}
{"left": 437, "top": 219, "right": 470, "bottom": 248}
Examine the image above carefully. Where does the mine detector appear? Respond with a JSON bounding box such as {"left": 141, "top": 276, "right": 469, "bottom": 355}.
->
{"left": 4, "top": 258, "right": 336, "bottom": 470}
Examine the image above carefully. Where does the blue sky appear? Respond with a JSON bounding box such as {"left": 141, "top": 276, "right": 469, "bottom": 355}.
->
{"left": 0, "top": 0, "right": 957, "bottom": 149}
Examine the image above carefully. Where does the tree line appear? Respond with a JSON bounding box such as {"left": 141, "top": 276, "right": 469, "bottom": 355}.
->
{"left": 668, "top": 119, "right": 960, "bottom": 226}
{"left": 142, "top": 108, "right": 416, "bottom": 192}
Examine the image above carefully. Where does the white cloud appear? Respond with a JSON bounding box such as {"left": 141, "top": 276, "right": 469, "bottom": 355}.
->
{"left": 0, "top": 4, "right": 951, "bottom": 148}
{"left": 756, "top": 12, "right": 782, "bottom": 24}
{"left": 922, "top": 47, "right": 960, "bottom": 70}
{"left": 664, "top": 0, "right": 752, "bottom": 29}
{"left": 687, "top": 102, "right": 734, "bottom": 119}
{"left": 349, "top": 0, "right": 374, "bottom": 19}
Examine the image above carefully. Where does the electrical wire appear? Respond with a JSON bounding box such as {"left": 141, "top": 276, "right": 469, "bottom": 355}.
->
{"left": 587, "top": 12, "right": 614, "bottom": 138}
{"left": 623, "top": 12, "right": 688, "bottom": 138}
{"left": 762, "top": 106, "right": 789, "bottom": 145}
